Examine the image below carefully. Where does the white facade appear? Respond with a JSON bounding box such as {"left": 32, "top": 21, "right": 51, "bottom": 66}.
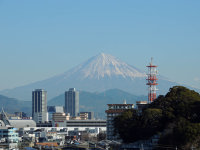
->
{"left": 0, "top": 127, "right": 19, "bottom": 143}
{"left": 33, "top": 112, "right": 48, "bottom": 123}
{"left": 23, "top": 126, "right": 106, "bottom": 136}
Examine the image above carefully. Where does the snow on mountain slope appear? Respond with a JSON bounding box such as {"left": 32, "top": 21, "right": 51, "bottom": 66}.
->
{"left": 60, "top": 53, "right": 146, "bottom": 80}
{"left": 0, "top": 53, "right": 183, "bottom": 101}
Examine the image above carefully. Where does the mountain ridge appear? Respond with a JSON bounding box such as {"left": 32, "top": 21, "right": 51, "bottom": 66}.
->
{"left": 48, "top": 88, "right": 147, "bottom": 118}
{"left": 0, "top": 89, "right": 147, "bottom": 118}
{"left": 53, "top": 53, "right": 146, "bottom": 80}
{"left": 0, "top": 53, "right": 195, "bottom": 101}
{"left": 0, "top": 94, "right": 31, "bottom": 115}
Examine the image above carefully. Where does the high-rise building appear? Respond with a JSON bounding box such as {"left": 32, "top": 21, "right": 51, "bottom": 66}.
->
{"left": 65, "top": 88, "right": 79, "bottom": 117}
{"left": 105, "top": 101, "right": 134, "bottom": 141}
{"left": 32, "top": 89, "right": 48, "bottom": 123}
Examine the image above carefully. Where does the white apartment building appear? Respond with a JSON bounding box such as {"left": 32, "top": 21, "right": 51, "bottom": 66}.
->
{"left": 105, "top": 102, "right": 134, "bottom": 141}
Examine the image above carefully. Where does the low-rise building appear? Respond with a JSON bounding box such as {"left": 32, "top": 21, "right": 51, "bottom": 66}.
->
{"left": 52, "top": 113, "right": 70, "bottom": 127}
{"left": 79, "top": 112, "right": 94, "bottom": 120}
{"left": 47, "top": 106, "right": 64, "bottom": 121}
{"left": 79, "top": 112, "right": 88, "bottom": 120}
{"left": 0, "top": 127, "right": 19, "bottom": 143}
{"left": 0, "top": 127, "right": 19, "bottom": 149}
{"left": 136, "top": 101, "right": 148, "bottom": 112}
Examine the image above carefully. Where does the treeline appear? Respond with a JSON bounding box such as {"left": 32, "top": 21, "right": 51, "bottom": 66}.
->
{"left": 113, "top": 86, "right": 200, "bottom": 149}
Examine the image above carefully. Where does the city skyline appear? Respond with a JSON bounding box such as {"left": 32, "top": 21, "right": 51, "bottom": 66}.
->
{"left": 0, "top": 1, "right": 200, "bottom": 90}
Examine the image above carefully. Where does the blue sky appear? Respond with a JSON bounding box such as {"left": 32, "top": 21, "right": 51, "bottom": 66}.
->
{"left": 0, "top": 0, "right": 200, "bottom": 90}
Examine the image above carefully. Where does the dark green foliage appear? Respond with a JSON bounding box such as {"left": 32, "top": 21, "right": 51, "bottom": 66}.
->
{"left": 113, "top": 86, "right": 200, "bottom": 148}
{"left": 114, "top": 108, "right": 163, "bottom": 143}
{"left": 158, "top": 118, "right": 200, "bottom": 149}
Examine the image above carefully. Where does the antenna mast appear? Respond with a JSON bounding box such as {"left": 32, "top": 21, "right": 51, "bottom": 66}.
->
{"left": 146, "top": 58, "right": 158, "bottom": 103}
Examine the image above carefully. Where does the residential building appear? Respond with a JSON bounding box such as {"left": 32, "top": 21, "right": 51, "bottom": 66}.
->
{"left": 32, "top": 89, "right": 48, "bottom": 123}
{"left": 136, "top": 101, "right": 148, "bottom": 112}
{"left": 65, "top": 88, "right": 79, "bottom": 117}
{"left": 79, "top": 112, "right": 88, "bottom": 120}
{"left": 52, "top": 113, "right": 70, "bottom": 127}
{"left": 0, "top": 127, "right": 19, "bottom": 143}
{"left": 79, "top": 112, "right": 94, "bottom": 120}
{"left": 105, "top": 102, "right": 134, "bottom": 141}
{"left": 0, "top": 127, "right": 19, "bottom": 149}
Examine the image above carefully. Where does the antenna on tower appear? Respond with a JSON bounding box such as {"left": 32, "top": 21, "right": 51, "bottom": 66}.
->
{"left": 150, "top": 57, "right": 153, "bottom": 66}
{"left": 123, "top": 99, "right": 127, "bottom": 104}
{"left": 146, "top": 58, "right": 158, "bottom": 103}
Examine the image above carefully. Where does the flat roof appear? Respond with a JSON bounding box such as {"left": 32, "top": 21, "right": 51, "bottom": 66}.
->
{"left": 107, "top": 104, "right": 134, "bottom": 106}
{"left": 9, "top": 120, "right": 36, "bottom": 128}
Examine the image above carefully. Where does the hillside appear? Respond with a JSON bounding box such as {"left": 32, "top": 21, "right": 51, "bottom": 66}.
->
{"left": 0, "top": 89, "right": 147, "bottom": 118}
{"left": 0, "top": 95, "right": 31, "bottom": 115}
{"left": 0, "top": 53, "right": 183, "bottom": 101}
{"left": 48, "top": 89, "right": 147, "bottom": 118}
{"left": 113, "top": 86, "right": 200, "bottom": 149}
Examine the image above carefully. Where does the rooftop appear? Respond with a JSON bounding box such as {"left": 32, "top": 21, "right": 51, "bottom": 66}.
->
{"left": 107, "top": 104, "right": 134, "bottom": 106}
{"left": 105, "top": 109, "right": 127, "bottom": 113}
{"left": 9, "top": 120, "right": 36, "bottom": 128}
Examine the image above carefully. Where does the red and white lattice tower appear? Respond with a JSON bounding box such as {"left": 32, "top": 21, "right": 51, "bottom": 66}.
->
{"left": 146, "top": 58, "right": 158, "bottom": 103}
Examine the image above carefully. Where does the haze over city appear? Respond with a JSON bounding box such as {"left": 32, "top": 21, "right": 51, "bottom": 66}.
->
{"left": 0, "top": 0, "right": 200, "bottom": 91}
{"left": 1, "top": 1, "right": 200, "bottom": 149}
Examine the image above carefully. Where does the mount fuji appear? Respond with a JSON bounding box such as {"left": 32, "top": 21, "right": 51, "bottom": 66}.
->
{"left": 0, "top": 53, "right": 180, "bottom": 101}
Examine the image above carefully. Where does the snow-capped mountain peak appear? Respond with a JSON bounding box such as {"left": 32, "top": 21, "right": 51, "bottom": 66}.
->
{"left": 64, "top": 53, "right": 146, "bottom": 79}
{"left": 0, "top": 53, "right": 185, "bottom": 101}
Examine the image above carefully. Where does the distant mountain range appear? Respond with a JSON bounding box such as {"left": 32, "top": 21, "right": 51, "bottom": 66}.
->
{"left": 0, "top": 89, "right": 147, "bottom": 118}
{"left": 0, "top": 95, "right": 31, "bottom": 115}
{"left": 0, "top": 53, "right": 198, "bottom": 101}
{"left": 48, "top": 88, "right": 147, "bottom": 118}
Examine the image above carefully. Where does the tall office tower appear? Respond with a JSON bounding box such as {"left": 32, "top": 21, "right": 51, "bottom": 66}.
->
{"left": 65, "top": 88, "right": 79, "bottom": 117}
{"left": 32, "top": 89, "right": 48, "bottom": 123}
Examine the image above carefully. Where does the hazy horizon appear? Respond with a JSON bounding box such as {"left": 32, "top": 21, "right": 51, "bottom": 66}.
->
{"left": 0, "top": 1, "right": 200, "bottom": 90}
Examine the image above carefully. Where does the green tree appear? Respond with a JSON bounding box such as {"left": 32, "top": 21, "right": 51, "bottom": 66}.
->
{"left": 113, "top": 86, "right": 200, "bottom": 148}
